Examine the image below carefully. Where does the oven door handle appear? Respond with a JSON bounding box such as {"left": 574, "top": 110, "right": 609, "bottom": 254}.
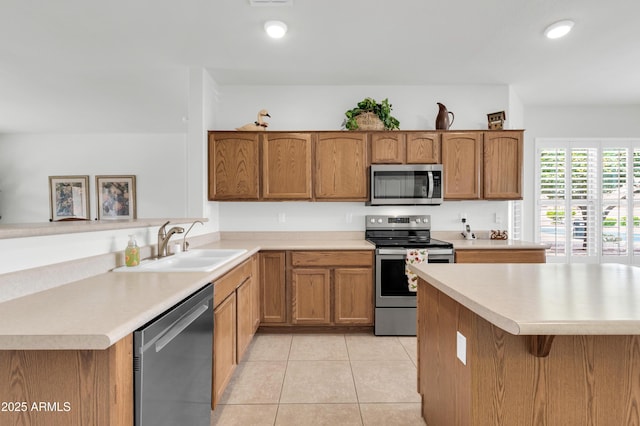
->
{"left": 377, "top": 248, "right": 454, "bottom": 256}
{"left": 377, "top": 248, "right": 410, "bottom": 255}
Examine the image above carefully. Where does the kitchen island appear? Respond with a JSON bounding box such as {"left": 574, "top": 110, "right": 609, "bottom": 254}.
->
{"left": 410, "top": 263, "right": 640, "bottom": 425}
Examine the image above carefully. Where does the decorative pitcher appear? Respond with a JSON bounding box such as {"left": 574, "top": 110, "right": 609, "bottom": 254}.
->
{"left": 435, "top": 103, "right": 455, "bottom": 130}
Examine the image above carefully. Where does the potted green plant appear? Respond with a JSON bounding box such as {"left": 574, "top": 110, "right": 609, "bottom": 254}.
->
{"left": 342, "top": 97, "right": 400, "bottom": 131}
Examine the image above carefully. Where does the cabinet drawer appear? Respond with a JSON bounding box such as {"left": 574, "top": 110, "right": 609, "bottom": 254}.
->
{"left": 291, "top": 251, "right": 373, "bottom": 267}
{"left": 214, "top": 259, "right": 252, "bottom": 307}
{"left": 455, "top": 249, "right": 546, "bottom": 264}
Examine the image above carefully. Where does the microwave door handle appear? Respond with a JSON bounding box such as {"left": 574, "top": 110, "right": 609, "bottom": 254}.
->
{"left": 427, "top": 171, "right": 434, "bottom": 198}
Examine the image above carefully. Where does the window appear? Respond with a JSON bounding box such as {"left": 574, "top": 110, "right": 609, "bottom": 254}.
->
{"left": 535, "top": 139, "right": 640, "bottom": 264}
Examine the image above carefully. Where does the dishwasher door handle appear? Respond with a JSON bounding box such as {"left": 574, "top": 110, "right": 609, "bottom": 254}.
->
{"left": 154, "top": 303, "right": 209, "bottom": 353}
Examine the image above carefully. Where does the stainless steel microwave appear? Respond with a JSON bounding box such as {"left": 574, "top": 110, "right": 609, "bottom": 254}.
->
{"left": 369, "top": 164, "right": 443, "bottom": 205}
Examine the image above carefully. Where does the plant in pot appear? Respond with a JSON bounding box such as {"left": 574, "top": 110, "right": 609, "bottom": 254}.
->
{"left": 342, "top": 97, "right": 400, "bottom": 131}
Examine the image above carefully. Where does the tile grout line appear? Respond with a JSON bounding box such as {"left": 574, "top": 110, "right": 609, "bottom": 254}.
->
{"left": 272, "top": 334, "right": 294, "bottom": 425}
{"left": 344, "top": 334, "right": 366, "bottom": 426}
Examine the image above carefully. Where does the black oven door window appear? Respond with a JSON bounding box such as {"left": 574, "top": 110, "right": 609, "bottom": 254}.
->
{"left": 373, "top": 170, "right": 430, "bottom": 200}
{"left": 379, "top": 257, "right": 416, "bottom": 297}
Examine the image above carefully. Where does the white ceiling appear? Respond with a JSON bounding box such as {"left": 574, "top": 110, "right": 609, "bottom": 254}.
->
{"left": 1, "top": 0, "right": 639, "bottom": 133}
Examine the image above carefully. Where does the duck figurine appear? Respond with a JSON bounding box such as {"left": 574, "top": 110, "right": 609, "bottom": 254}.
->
{"left": 236, "top": 109, "right": 271, "bottom": 131}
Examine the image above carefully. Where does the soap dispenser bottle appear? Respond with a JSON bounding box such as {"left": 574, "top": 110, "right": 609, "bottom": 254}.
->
{"left": 125, "top": 235, "right": 140, "bottom": 267}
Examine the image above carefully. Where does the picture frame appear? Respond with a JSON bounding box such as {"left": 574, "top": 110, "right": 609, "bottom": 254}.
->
{"left": 48, "top": 175, "right": 90, "bottom": 221}
{"left": 95, "top": 175, "right": 137, "bottom": 220}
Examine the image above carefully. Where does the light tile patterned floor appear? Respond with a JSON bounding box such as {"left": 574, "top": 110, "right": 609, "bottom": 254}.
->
{"left": 212, "top": 333, "right": 426, "bottom": 426}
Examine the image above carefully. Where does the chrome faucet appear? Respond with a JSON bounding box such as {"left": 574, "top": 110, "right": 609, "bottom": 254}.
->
{"left": 157, "top": 221, "right": 185, "bottom": 258}
{"left": 183, "top": 220, "right": 204, "bottom": 251}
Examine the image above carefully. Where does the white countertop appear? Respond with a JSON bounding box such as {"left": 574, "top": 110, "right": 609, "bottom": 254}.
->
{"left": 430, "top": 231, "right": 549, "bottom": 250}
{"left": 410, "top": 263, "right": 640, "bottom": 336}
{"left": 0, "top": 239, "right": 374, "bottom": 350}
{"left": 0, "top": 234, "right": 550, "bottom": 350}
{"left": 450, "top": 239, "right": 549, "bottom": 250}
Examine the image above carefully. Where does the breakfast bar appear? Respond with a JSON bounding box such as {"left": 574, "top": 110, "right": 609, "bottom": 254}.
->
{"left": 410, "top": 263, "right": 640, "bottom": 425}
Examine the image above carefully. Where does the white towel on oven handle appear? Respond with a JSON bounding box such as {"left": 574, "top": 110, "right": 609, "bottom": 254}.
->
{"left": 405, "top": 248, "right": 428, "bottom": 292}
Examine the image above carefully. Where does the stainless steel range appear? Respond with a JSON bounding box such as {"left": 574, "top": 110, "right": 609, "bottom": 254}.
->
{"left": 366, "top": 215, "right": 454, "bottom": 336}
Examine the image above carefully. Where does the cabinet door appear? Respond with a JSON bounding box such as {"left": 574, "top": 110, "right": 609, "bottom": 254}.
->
{"left": 259, "top": 251, "right": 287, "bottom": 324}
{"left": 334, "top": 268, "right": 374, "bottom": 325}
{"left": 213, "top": 293, "right": 237, "bottom": 408}
{"left": 483, "top": 131, "right": 523, "bottom": 199}
{"left": 371, "top": 132, "right": 405, "bottom": 164}
{"left": 315, "top": 133, "right": 368, "bottom": 200}
{"left": 262, "top": 133, "right": 313, "bottom": 199}
{"left": 236, "top": 278, "right": 253, "bottom": 362}
{"left": 208, "top": 132, "right": 259, "bottom": 200}
{"left": 291, "top": 268, "right": 331, "bottom": 324}
{"left": 407, "top": 132, "right": 440, "bottom": 164}
{"left": 441, "top": 132, "right": 482, "bottom": 199}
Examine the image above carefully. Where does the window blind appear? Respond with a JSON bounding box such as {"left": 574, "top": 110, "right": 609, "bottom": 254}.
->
{"left": 536, "top": 139, "right": 640, "bottom": 264}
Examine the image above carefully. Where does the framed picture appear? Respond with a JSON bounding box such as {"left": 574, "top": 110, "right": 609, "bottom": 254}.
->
{"left": 48, "top": 175, "right": 90, "bottom": 221}
{"left": 96, "top": 175, "right": 137, "bottom": 220}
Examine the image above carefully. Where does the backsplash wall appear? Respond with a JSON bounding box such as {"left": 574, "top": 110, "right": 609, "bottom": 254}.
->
{"left": 219, "top": 201, "right": 510, "bottom": 234}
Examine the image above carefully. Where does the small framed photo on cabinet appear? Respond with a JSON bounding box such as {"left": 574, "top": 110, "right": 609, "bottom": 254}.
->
{"left": 48, "top": 175, "right": 90, "bottom": 221}
{"left": 96, "top": 175, "right": 137, "bottom": 220}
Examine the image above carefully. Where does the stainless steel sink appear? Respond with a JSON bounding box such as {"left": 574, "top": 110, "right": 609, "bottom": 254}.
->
{"left": 113, "top": 249, "right": 247, "bottom": 272}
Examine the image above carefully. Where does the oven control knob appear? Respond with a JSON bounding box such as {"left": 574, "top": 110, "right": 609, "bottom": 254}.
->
{"left": 377, "top": 218, "right": 383, "bottom": 224}
{"left": 422, "top": 217, "right": 429, "bottom": 224}
{"left": 370, "top": 218, "right": 376, "bottom": 223}
{"left": 415, "top": 218, "right": 421, "bottom": 223}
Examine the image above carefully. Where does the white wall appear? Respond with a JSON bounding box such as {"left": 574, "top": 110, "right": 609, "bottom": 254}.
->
{"left": 0, "top": 70, "right": 216, "bottom": 274}
{"left": 522, "top": 105, "right": 640, "bottom": 241}
{"left": 215, "top": 85, "right": 510, "bottom": 131}
{"left": 214, "top": 84, "right": 513, "bottom": 232}
{"left": 220, "top": 201, "right": 507, "bottom": 234}
{"left": 0, "top": 133, "right": 187, "bottom": 223}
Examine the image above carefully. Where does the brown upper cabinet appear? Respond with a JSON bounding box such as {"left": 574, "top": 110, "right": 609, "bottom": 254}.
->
{"left": 315, "top": 132, "right": 368, "bottom": 201}
{"left": 483, "top": 131, "right": 523, "bottom": 199}
{"left": 370, "top": 132, "right": 440, "bottom": 164}
{"left": 208, "top": 132, "right": 259, "bottom": 200}
{"left": 406, "top": 132, "right": 441, "bottom": 164}
{"left": 209, "top": 130, "right": 521, "bottom": 202}
{"left": 440, "top": 130, "right": 523, "bottom": 200}
{"left": 370, "top": 132, "right": 405, "bottom": 164}
{"left": 441, "top": 132, "right": 483, "bottom": 200}
{"left": 262, "top": 133, "right": 312, "bottom": 200}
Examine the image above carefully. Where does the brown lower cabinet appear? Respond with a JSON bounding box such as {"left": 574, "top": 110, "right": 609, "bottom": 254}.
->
{"left": 455, "top": 249, "right": 546, "bottom": 263}
{"left": 260, "top": 250, "right": 374, "bottom": 329}
{"left": 212, "top": 255, "right": 259, "bottom": 409}
{"left": 260, "top": 251, "right": 287, "bottom": 323}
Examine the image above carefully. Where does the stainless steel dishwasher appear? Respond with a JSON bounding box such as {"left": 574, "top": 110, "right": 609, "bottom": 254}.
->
{"left": 134, "top": 283, "right": 213, "bottom": 426}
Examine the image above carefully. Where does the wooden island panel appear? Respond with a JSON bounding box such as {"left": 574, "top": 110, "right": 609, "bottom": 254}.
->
{"left": 417, "top": 281, "right": 640, "bottom": 425}
{"left": 0, "top": 335, "right": 133, "bottom": 426}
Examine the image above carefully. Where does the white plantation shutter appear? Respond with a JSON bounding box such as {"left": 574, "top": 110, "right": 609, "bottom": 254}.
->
{"left": 634, "top": 149, "right": 640, "bottom": 256}
{"left": 538, "top": 147, "right": 567, "bottom": 256}
{"left": 569, "top": 148, "right": 598, "bottom": 258}
{"left": 536, "top": 139, "right": 640, "bottom": 264}
{"left": 601, "top": 147, "right": 629, "bottom": 257}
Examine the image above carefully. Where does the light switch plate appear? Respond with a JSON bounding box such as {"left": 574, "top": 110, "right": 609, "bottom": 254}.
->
{"left": 457, "top": 331, "right": 467, "bottom": 365}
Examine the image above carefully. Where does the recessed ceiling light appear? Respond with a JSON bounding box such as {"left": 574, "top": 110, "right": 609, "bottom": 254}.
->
{"left": 544, "top": 20, "right": 575, "bottom": 39}
{"left": 264, "top": 20, "right": 287, "bottom": 39}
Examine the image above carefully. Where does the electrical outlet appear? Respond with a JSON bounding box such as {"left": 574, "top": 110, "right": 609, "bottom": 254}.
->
{"left": 457, "top": 331, "right": 467, "bottom": 365}
{"left": 345, "top": 213, "right": 353, "bottom": 223}
{"left": 278, "top": 213, "right": 286, "bottom": 223}
{"left": 495, "top": 213, "right": 502, "bottom": 224}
